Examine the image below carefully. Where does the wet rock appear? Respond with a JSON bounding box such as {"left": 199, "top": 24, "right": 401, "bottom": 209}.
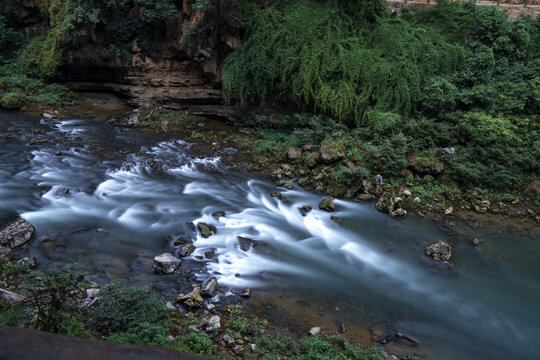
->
{"left": 153, "top": 253, "right": 181, "bottom": 274}
{"left": 282, "top": 181, "right": 294, "bottom": 190}
{"left": 204, "top": 250, "right": 216, "bottom": 259}
{"left": 201, "top": 277, "right": 218, "bottom": 298}
{"left": 424, "top": 240, "right": 452, "bottom": 263}
{"left": 369, "top": 324, "right": 393, "bottom": 344}
{"left": 173, "top": 237, "right": 193, "bottom": 247}
{"left": 179, "top": 243, "right": 196, "bottom": 257}
{"left": 16, "top": 256, "right": 36, "bottom": 268}
{"left": 472, "top": 238, "right": 483, "bottom": 247}
{"left": 212, "top": 210, "right": 226, "bottom": 218}
{"left": 241, "top": 288, "right": 251, "bottom": 298}
{"left": 331, "top": 216, "right": 343, "bottom": 225}
{"left": 391, "top": 208, "right": 407, "bottom": 217}
{"left": 271, "top": 191, "right": 287, "bottom": 201}
{"left": 0, "top": 288, "right": 26, "bottom": 306}
{"left": 319, "top": 198, "right": 336, "bottom": 212}
{"left": 308, "top": 327, "right": 322, "bottom": 336}
{"left": 0, "top": 218, "right": 35, "bottom": 249}
{"left": 198, "top": 222, "right": 217, "bottom": 238}
{"left": 238, "top": 236, "right": 255, "bottom": 252}
{"left": 299, "top": 205, "right": 312, "bottom": 216}
{"left": 55, "top": 187, "right": 70, "bottom": 197}
{"left": 395, "top": 331, "right": 418, "bottom": 345}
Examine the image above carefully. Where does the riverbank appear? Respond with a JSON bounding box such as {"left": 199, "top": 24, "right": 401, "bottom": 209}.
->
{"left": 2, "top": 95, "right": 538, "bottom": 359}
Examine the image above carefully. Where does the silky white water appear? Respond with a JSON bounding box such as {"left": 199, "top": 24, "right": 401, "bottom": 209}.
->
{"left": 1, "top": 112, "right": 539, "bottom": 360}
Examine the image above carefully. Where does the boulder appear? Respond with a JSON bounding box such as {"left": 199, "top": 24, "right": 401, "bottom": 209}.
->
{"left": 0, "top": 288, "right": 26, "bottom": 306}
{"left": 201, "top": 277, "right": 218, "bottom": 298}
{"left": 299, "top": 205, "right": 312, "bottom": 216}
{"left": 0, "top": 218, "right": 35, "bottom": 249}
{"left": 179, "top": 243, "right": 196, "bottom": 257}
{"left": 153, "top": 253, "right": 181, "bottom": 274}
{"left": 319, "top": 198, "right": 336, "bottom": 212}
{"left": 198, "top": 222, "right": 217, "bottom": 238}
{"left": 237, "top": 236, "right": 254, "bottom": 252}
{"left": 424, "top": 240, "right": 452, "bottom": 263}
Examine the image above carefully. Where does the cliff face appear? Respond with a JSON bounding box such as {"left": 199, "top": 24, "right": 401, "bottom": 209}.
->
{"left": 61, "top": 1, "right": 242, "bottom": 121}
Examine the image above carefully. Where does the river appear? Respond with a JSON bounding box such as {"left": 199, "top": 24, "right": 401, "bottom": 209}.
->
{"left": 0, "top": 109, "right": 539, "bottom": 360}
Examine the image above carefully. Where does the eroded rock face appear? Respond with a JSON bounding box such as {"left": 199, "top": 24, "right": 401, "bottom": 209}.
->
{"left": 153, "top": 253, "right": 181, "bottom": 274}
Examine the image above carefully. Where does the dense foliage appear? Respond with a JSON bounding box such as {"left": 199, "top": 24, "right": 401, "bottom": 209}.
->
{"left": 225, "top": 0, "right": 540, "bottom": 191}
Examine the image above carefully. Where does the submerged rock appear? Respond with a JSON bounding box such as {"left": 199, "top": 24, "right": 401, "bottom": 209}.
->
{"left": 424, "top": 240, "right": 452, "bottom": 263}
{"left": 331, "top": 216, "right": 343, "bottom": 225}
{"left": 472, "top": 238, "right": 483, "bottom": 247}
{"left": 212, "top": 210, "right": 226, "bottom": 218}
{"left": 319, "top": 198, "right": 336, "bottom": 212}
{"left": 271, "top": 191, "right": 287, "bottom": 201}
{"left": 153, "top": 253, "right": 181, "bottom": 274}
{"left": 237, "top": 236, "right": 255, "bottom": 252}
{"left": 198, "top": 222, "right": 217, "bottom": 238}
{"left": 0, "top": 218, "right": 35, "bottom": 249}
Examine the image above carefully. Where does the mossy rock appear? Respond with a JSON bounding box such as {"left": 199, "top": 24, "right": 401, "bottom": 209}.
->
{"left": 319, "top": 198, "right": 336, "bottom": 212}
{"left": 198, "top": 222, "right": 217, "bottom": 238}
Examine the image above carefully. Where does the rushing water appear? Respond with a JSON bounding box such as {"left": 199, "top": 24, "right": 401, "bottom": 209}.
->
{"left": 1, "top": 111, "right": 539, "bottom": 360}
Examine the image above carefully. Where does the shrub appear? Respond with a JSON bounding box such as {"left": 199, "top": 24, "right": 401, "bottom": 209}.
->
{"left": 19, "top": 264, "right": 89, "bottom": 333}
{"left": 90, "top": 282, "right": 167, "bottom": 334}
{"left": 107, "top": 321, "right": 169, "bottom": 346}
{"left": 175, "top": 332, "right": 214, "bottom": 356}
{"left": 0, "top": 92, "right": 24, "bottom": 110}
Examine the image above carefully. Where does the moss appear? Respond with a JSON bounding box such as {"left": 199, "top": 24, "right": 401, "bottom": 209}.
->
{"left": 0, "top": 92, "right": 24, "bottom": 110}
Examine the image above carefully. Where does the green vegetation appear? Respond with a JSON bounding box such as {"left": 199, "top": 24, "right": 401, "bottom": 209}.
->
{"left": 1, "top": 260, "right": 382, "bottom": 359}
{"left": 225, "top": 0, "right": 539, "bottom": 196}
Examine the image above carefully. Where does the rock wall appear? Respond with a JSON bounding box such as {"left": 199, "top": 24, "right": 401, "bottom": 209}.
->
{"left": 65, "top": 0, "right": 242, "bottom": 121}
{"left": 386, "top": 0, "right": 540, "bottom": 19}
